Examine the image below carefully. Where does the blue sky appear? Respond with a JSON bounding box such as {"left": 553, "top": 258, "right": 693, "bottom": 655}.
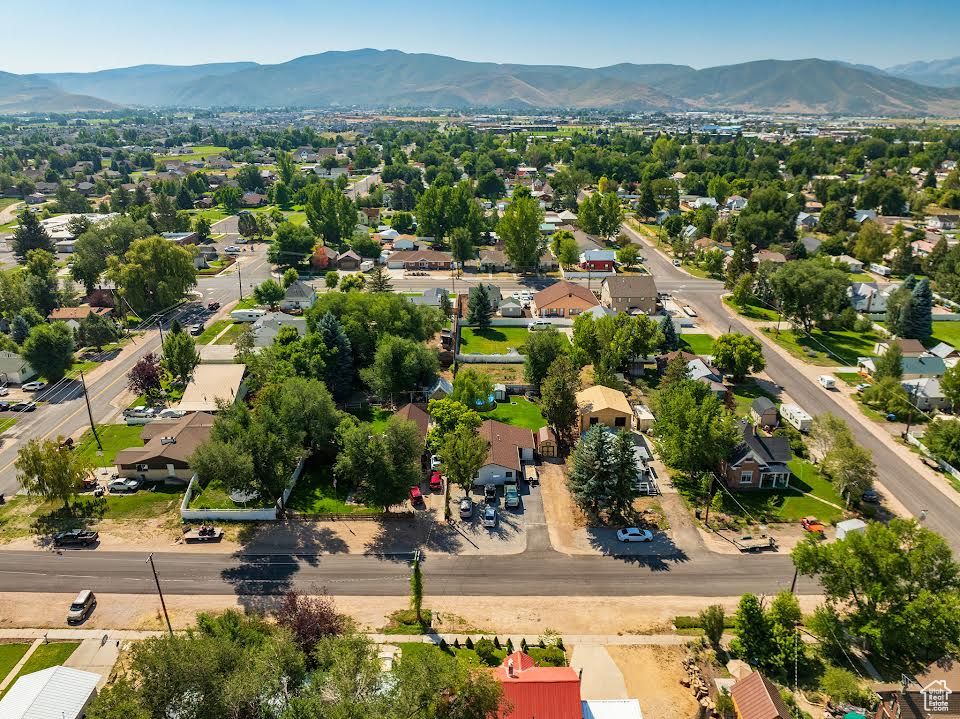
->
{"left": 6, "top": 0, "right": 960, "bottom": 74}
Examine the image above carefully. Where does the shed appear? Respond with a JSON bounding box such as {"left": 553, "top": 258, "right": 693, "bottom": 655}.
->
{"left": 632, "top": 404, "right": 655, "bottom": 432}
{"left": 730, "top": 671, "right": 791, "bottom": 719}
{"left": 536, "top": 425, "right": 558, "bottom": 458}
{"left": 836, "top": 518, "right": 867, "bottom": 540}
{"left": 750, "top": 397, "right": 779, "bottom": 429}
{"left": 493, "top": 383, "right": 507, "bottom": 401}
{"left": 0, "top": 665, "right": 101, "bottom": 719}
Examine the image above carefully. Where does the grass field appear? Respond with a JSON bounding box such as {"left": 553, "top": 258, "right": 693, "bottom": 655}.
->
{"left": 722, "top": 296, "right": 780, "bottom": 322}
{"left": 761, "top": 327, "right": 879, "bottom": 367}
{"left": 715, "top": 459, "right": 844, "bottom": 524}
{"left": 929, "top": 322, "right": 960, "bottom": 350}
{"left": 466, "top": 364, "right": 526, "bottom": 384}
{"left": 679, "top": 333, "right": 715, "bottom": 356}
{"left": 75, "top": 424, "right": 144, "bottom": 466}
{"left": 0, "top": 642, "right": 79, "bottom": 696}
{"left": 214, "top": 323, "right": 248, "bottom": 345}
{"left": 481, "top": 396, "right": 546, "bottom": 430}
{"left": 188, "top": 479, "right": 270, "bottom": 510}
{"left": 835, "top": 371, "right": 865, "bottom": 387}
{"left": 730, "top": 381, "right": 776, "bottom": 418}
{"left": 156, "top": 145, "right": 228, "bottom": 162}
{"left": 459, "top": 327, "right": 532, "bottom": 354}
{"left": 0, "top": 418, "right": 16, "bottom": 434}
{"left": 195, "top": 319, "right": 231, "bottom": 345}
{"left": 0, "top": 643, "right": 30, "bottom": 683}
{"left": 348, "top": 406, "right": 394, "bottom": 433}
{"left": 286, "top": 460, "right": 380, "bottom": 515}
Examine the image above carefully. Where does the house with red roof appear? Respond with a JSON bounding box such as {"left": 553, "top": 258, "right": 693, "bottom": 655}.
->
{"left": 493, "top": 651, "right": 583, "bottom": 719}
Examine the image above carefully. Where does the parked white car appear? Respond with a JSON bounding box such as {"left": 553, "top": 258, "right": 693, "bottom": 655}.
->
{"left": 528, "top": 320, "right": 552, "bottom": 332}
{"left": 482, "top": 506, "right": 498, "bottom": 528}
{"left": 616, "top": 527, "right": 654, "bottom": 543}
{"left": 430, "top": 454, "right": 442, "bottom": 471}
{"left": 21, "top": 381, "right": 47, "bottom": 392}
{"left": 0, "top": 385, "right": 7, "bottom": 397}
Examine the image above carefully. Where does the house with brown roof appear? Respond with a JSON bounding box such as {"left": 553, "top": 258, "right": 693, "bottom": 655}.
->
{"left": 730, "top": 671, "right": 791, "bottom": 719}
{"left": 874, "top": 338, "right": 927, "bottom": 357}
{"left": 114, "top": 412, "right": 215, "bottom": 484}
{"left": 386, "top": 249, "right": 453, "bottom": 270}
{"left": 532, "top": 281, "right": 599, "bottom": 318}
{"left": 600, "top": 276, "right": 658, "bottom": 314}
{"left": 874, "top": 656, "right": 960, "bottom": 718}
{"left": 395, "top": 403, "right": 429, "bottom": 441}
{"left": 475, "top": 419, "right": 535, "bottom": 486}
{"left": 576, "top": 385, "right": 632, "bottom": 433}
{"left": 47, "top": 305, "right": 113, "bottom": 331}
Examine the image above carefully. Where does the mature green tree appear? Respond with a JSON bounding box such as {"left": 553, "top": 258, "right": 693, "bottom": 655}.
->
{"left": 315, "top": 311, "right": 353, "bottom": 398}
{"left": 467, "top": 284, "right": 492, "bottom": 330}
{"left": 335, "top": 415, "right": 423, "bottom": 510}
{"left": 12, "top": 208, "right": 53, "bottom": 260}
{"left": 725, "top": 235, "right": 754, "bottom": 288}
{"left": 941, "top": 363, "right": 960, "bottom": 410}
{"left": 324, "top": 270, "right": 339, "bottom": 289}
{"left": 652, "top": 379, "right": 740, "bottom": 481}
{"left": 567, "top": 426, "right": 611, "bottom": 515}
{"left": 362, "top": 265, "right": 388, "bottom": 294}
{"left": 908, "top": 278, "right": 933, "bottom": 340}
{"left": 15, "top": 436, "right": 93, "bottom": 508}
{"left": 440, "top": 424, "right": 489, "bottom": 498}
{"left": 127, "top": 352, "right": 162, "bottom": 399}
{"left": 24, "top": 248, "right": 60, "bottom": 315}
{"left": 769, "top": 259, "right": 850, "bottom": 332}
{"left": 78, "top": 312, "right": 119, "bottom": 351}
{"left": 498, "top": 193, "right": 545, "bottom": 272}
{"left": 873, "top": 343, "right": 903, "bottom": 381}
{"left": 305, "top": 185, "right": 356, "bottom": 248}
{"left": 730, "top": 593, "right": 776, "bottom": 672}
{"left": 608, "top": 428, "right": 640, "bottom": 517}
{"left": 822, "top": 440, "right": 876, "bottom": 505}
{"left": 339, "top": 273, "right": 366, "bottom": 292}
{"left": 268, "top": 222, "right": 316, "bottom": 266}
{"left": 426, "top": 398, "right": 482, "bottom": 455}
{"left": 711, "top": 333, "right": 766, "bottom": 382}
{"left": 83, "top": 679, "right": 150, "bottom": 719}
{"left": 658, "top": 315, "right": 679, "bottom": 352}
{"left": 852, "top": 221, "right": 889, "bottom": 264}
{"left": 256, "top": 377, "right": 339, "bottom": 452}
{"left": 636, "top": 182, "right": 658, "bottom": 219}
{"left": 107, "top": 236, "right": 196, "bottom": 316}
{"left": 699, "top": 605, "right": 726, "bottom": 652}
{"left": 524, "top": 328, "right": 569, "bottom": 389}
{"left": 360, "top": 335, "right": 438, "bottom": 400}
{"left": 161, "top": 325, "right": 200, "bottom": 384}
{"left": 616, "top": 244, "right": 639, "bottom": 269}
{"left": 71, "top": 216, "right": 154, "bottom": 293}
{"left": 214, "top": 184, "right": 242, "bottom": 213}
{"left": 731, "top": 272, "right": 755, "bottom": 309}
{"left": 924, "top": 418, "right": 960, "bottom": 468}
{"left": 282, "top": 268, "right": 300, "bottom": 288}
{"left": 793, "top": 518, "right": 960, "bottom": 667}
{"left": 237, "top": 211, "right": 258, "bottom": 242}
{"left": 557, "top": 236, "right": 580, "bottom": 267}
{"left": 253, "top": 278, "right": 285, "bottom": 307}
{"left": 22, "top": 321, "right": 74, "bottom": 381}
{"left": 450, "top": 226, "right": 474, "bottom": 275}
{"left": 540, "top": 355, "right": 580, "bottom": 448}
{"left": 390, "top": 211, "right": 415, "bottom": 234}
{"left": 451, "top": 368, "right": 494, "bottom": 411}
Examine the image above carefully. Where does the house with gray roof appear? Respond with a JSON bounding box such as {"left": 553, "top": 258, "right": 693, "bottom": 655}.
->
{"left": 720, "top": 421, "right": 792, "bottom": 490}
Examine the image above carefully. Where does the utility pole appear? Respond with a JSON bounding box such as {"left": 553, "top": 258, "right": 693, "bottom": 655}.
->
{"left": 147, "top": 554, "right": 173, "bottom": 636}
{"left": 902, "top": 382, "right": 919, "bottom": 438}
{"left": 237, "top": 262, "right": 243, "bottom": 301}
{"left": 79, "top": 371, "right": 102, "bottom": 451}
{"left": 156, "top": 320, "right": 165, "bottom": 347}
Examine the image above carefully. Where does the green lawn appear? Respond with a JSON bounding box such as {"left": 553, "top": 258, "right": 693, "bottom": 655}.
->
{"left": 75, "top": 424, "right": 144, "bottom": 466}
{"left": 156, "top": 145, "right": 228, "bottom": 162}
{"left": 761, "top": 327, "right": 879, "bottom": 367}
{"left": 188, "top": 479, "right": 270, "bottom": 510}
{"left": 835, "top": 371, "right": 864, "bottom": 387}
{"left": 722, "top": 296, "right": 780, "bottom": 322}
{"left": 0, "top": 198, "right": 21, "bottom": 211}
{"left": 847, "top": 273, "right": 875, "bottom": 282}
{"left": 459, "top": 326, "right": 533, "bottom": 354}
{"left": 0, "top": 642, "right": 80, "bottom": 697}
{"left": 730, "top": 381, "right": 776, "bottom": 419}
{"left": 195, "top": 319, "right": 231, "bottom": 345}
{"left": 481, "top": 396, "right": 546, "bottom": 430}
{"left": 347, "top": 406, "right": 394, "bottom": 433}
{"left": 0, "top": 418, "right": 16, "bottom": 435}
{"left": 0, "top": 643, "right": 30, "bottom": 682}
{"left": 286, "top": 460, "right": 380, "bottom": 515}
{"left": 679, "top": 333, "right": 715, "bottom": 356}
{"left": 214, "top": 323, "right": 248, "bottom": 345}
{"left": 715, "top": 459, "right": 844, "bottom": 524}
{"left": 929, "top": 322, "right": 960, "bottom": 351}
{"left": 233, "top": 298, "right": 259, "bottom": 310}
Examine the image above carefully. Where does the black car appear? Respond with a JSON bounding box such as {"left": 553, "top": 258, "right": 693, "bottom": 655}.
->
{"left": 9, "top": 402, "right": 36, "bottom": 412}
{"left": 0, "top": 401, "right": 10, "bottom": 411}
{"left": 484, "top": 485, "right": 497, "bottom": 503}
{"left": 53, "top": 529, "right": 99, "bottom": 547}
{"left": 207, "top": 301, "right": 220, "bottom": 311}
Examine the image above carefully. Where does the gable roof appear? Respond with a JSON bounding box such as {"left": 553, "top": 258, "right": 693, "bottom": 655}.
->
{"left": 902, "top": 356, "right": 947, "bottom": 376}
{"left": 533, "top": 280, "right": 598, "bottom": 309}
{"left": 602, "top": 275, "right": 658, "bottom": 298}
{"left": 115, "top": 412, "right": 215, "bottom": 467}
{"left": 730, "top": 421, "right": 791, "bottom": 467}
{"left": 576, "top": 385, "right": 631, "bottom": 415}
{"left": 751, "top": 396, "right": 776, "bottom": 414}
{"left": 47, "top": 305, "right": 111, "bottom": 321}
{"left": 480, "top": 419, "right": 535, "bottom": 471}
{"left": 284, "top": 280, "right": 315, "bottom": 300}
{"left": 929, "top": 341, "right": 959, "bottom": 359}
{"left": 395, "top": 403, "right": 429, "bottom": 439}
{"left": 0, "top": 665, "right": 101, "bottom": 719}
{"left": 493, "top": 652, "right": 582, "bottom": 719}
{"left": 730, "top": 672, "right": 791, "bottom": 719}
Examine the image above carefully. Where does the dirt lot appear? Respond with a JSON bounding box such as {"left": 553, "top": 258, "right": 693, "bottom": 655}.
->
{"left": 608, "top": 645, "right": 700, "bottom": 719}
{"left": 0, "top": 593, "right": 824, "bottom": 634}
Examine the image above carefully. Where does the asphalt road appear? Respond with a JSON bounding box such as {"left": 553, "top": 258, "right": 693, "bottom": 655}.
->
{"left": 0, "top": 547, "right": 816, "bottom": 597}
{"left": 0, "top": 244, "right": 272, "bottom": 497}
{"left": 620, "top": 222, "right": 960, "bottom": 550}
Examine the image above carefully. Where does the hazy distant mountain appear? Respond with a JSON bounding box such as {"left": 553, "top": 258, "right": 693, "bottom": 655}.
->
{"left": 7, "top": 50, "right": 960, "bottom": 115}
{"left": 0, "top": 72, "right": 114, "bottom": 113}
{"left": 887, "top": 57, "right": 960, "bottom": 88}
{"left": 37, "top": 62, "right": 259, "bottom": 105}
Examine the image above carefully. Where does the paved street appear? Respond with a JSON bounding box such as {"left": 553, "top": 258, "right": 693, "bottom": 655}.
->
{"left": 619, "top": 222, "right": 960, "bottom": 551}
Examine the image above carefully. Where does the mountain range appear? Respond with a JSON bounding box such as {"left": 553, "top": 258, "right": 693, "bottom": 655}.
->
{"left": 5, "top": 49, "right": 960, "bottom": 116}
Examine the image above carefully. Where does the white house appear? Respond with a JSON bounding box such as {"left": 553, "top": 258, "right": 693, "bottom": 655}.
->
{"left": 902, "top": 377, "right": 951, "bottom": 411}
{"left": 280, "top": 281, "right": 317, "bottom": 311}
{"left": 0, "top": 351, "right": 36, "bottom": 384}
{"left": 474, "top": 419, "right": 535, "bottom": 486}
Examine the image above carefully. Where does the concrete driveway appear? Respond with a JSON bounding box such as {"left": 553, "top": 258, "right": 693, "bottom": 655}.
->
{"left": 570, "top": 645, "right": 628, "bottom": 699}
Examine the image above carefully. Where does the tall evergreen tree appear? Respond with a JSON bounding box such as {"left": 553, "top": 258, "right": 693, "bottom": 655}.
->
{"left": 637, "top": 182, "right": 658, "bottom": 220}
{"left": 540, "top": 355, "right": 580, "bottom": 449}
{"left": 909, "top": 278, "right": 933, "bottom": 340}
{"left": 608, "top": 430, "right": 640, "bottom": 518}
{"left": 316, "top": 311, "right": 353, "bottom": 399}
{"left": 12, "top": 209, "right": 53, "bottom": 260}
{"left": 725, "top": 235, "right": 753, "bottom": 288}
{"left": 567, "top": 426, "right": 610, "bottom": 515}
{"left": 659, "top": 315, "right": 679, "bottom": 351}
{"left": 10, "top": 315, "right": 31, "bottom": 345}
{"left": 731, "top": 593, "right": 776, "bottom": 672}
{"left": 367, "top": 265, "right": 392, "bottom": 293}
{"left": 467, "top": 284, "right": 493, "bottom": 330}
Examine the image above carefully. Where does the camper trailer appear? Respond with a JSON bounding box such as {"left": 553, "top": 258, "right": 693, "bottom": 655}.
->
{"left": 780, "top": 403, "right": 813, "bottom": 433}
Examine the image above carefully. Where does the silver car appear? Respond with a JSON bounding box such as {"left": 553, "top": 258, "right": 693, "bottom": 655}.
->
{"left": 482, "top": 506, "right": 497, "bottom": 528}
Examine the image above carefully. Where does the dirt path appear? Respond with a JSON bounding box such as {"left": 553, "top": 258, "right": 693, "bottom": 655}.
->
{"left": 0, "top": 201, "right": 23, "bottom": 226}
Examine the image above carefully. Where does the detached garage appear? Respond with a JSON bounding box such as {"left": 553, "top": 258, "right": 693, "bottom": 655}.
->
{"left": 0, "top": 665, "right": 101, "bottom": 719}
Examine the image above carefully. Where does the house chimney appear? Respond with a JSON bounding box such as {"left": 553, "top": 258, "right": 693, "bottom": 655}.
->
{"left": 507, "top": 658, "right": 514, "bottom": 677}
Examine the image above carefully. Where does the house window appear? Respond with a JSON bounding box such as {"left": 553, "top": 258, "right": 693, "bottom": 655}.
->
{"left": 505, "top": 471, "right": 513, "bottom": 478}
{"left": 589, "top": 417, "right": 599, "bottom": 425}
{"left": 740, "top": 471, "right": 753, "bottom": 485}
{"left": 569, "top": 308, "right": 581, "bottom": 316}
{"left": 614, "top": 417, "right": 626, "bottom": 427}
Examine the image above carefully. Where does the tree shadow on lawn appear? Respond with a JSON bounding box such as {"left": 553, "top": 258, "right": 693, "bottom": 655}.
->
{"left": 221, "top": 518, "right": 348, "bottom": 615}
{"left": 464, "top": 328, "right": 509, "bottom": 343}
{"left": 30, "top": 497, "right": 107, "bottom": 547}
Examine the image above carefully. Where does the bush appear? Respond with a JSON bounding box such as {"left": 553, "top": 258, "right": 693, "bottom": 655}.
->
{"left": 674, "top": 615, "right": 735, "bottom": 630}
{"left": 453, "top": 638, "right": 460, "bottom": 649}
{"left": 520, "top": 637, "right": 528, "bottom": 652}
{"left": 819, "top": 665, "right": 873, "bottom": 706}
{"left": 438, "top": 637, "right": 449, "bottom": 653}
{"left": 474, "top": 638, "right": 500, "bottom": 666}
{"left": 506, "top": 638, "right": 514, "bottom": 653}
{"left": 530, "top": 645, "right": 566, "bottom": 667}
{"left": 494, "top": 636, "right": 501, "bottom": 649}
{"left": 699, "top": 605, "right": 726, "bottom": 651}
{"left": 854, "top": 318, "right": 874, "bottom": 333}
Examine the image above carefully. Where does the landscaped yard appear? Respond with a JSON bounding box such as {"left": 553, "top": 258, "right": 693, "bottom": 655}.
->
{"left": 195, "top": 319, "right": 231, "bottom": 345}
{"left": 835, "top": 371, "right": 864, "bottom": 387}
{"left": 760, "top": 327, "right": 879, "bottom": 367}
{"left": 348, "top": 406, "right": 394, "bottom": 432}
{"left": 75, "top": 424, "right": 144, "bottom": 466}
{"left": 730, "top": 381, "right": 776, "bottom": 418}
{"left": 679, "top": 333, "right": 715, "bottom": 356}
{"left": 0, "top": 643, "right": 30, "bottom": 682}
{"left": 482, "top": 396, "right": 547, "bottom": 430}
{"left": 0, "top": 642, "right": 79, "bottom": 697}
{"left": 722, "top": 296, "right": 780, "bottom": 322}
{"left": 214, "top": 323, "right": 248, "bottom": 345}
{"left": 398, "top": 641, "right": 565, "bottom": 669}
{"left": 929, "top": 321, "right": 960, "bottom": 351}
{"left": 188, "top": 479, "right": 269, "bottom": 510}
{"left": 286, "top": 460, "right": 380, "bottom": 515}
{"left": 459, "top": 326, "right": 533, "bottom": 354}
{"left": 156, "top": 145, "right": 228, "bottom": 162}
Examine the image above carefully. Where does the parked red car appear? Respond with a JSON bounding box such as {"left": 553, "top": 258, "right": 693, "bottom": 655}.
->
{"left": 429, "top": 471, "right": 443, "bottom": 491}
{"left": 409, "top": 486, "right": 423, "bottom": 505}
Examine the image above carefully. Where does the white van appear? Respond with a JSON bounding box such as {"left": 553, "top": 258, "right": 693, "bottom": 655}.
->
{"left": 528, "top": 320, "right": 552, "bottom": 332}
{"left": 230, "top": 309, "right": 267, "bottom": 322}
{"left": 818, "top": 375, "right": 837, "bottom": 390}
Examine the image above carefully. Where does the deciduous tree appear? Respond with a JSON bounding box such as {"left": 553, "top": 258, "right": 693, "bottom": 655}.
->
{"left": 711, "top": 333, "right": 766, "bottom": 382}
{"left": 15, "top": 437, "right": 92, "bottom": 508}
{"left": 21, "top": 321, "right": 74, "bottom": 382}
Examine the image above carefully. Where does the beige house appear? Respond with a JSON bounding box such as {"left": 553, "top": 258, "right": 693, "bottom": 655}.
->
{"left": 114, "top": 412, "right": 215, "bottom": 483}
{"left": 576, "top": 385, "right": 632, "bottom": 433}
{"left": 531, "top": 280, "right": 599, "bottom": 318}
{"left": 600, "top": 276, "right": 658, "bottom": 314}
{"left": 175, "top": 364, "right": 247, "bottom": 413}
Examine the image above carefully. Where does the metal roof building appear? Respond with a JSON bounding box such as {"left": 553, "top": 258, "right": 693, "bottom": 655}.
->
{"left": 0, "top": 665, "right": 101, "bottom": 719}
